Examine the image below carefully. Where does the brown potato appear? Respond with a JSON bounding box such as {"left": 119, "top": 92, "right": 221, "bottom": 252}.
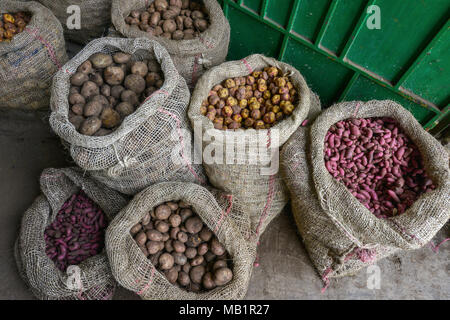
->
{"left": 156, "top": 221, "right": 170, "bottom": 233}
{"left": 70, "top": 73, "right": 89, "bottom": 87}
{"left": 159, "top": 253, "right": 174, "bottom": 270}
{"left": 69, "top": 115, "right": 84, "bottom": 131}
{"left": 202, "top": 272, "right": 216, "bottom": 290}
{"left": 178, "top": 271, "right": 190, "bottom": 287}
{"left": 89, "top": 72, "right": 104, "bottom": 87}
{"left": 186, "top": 234, "right": 202, "bottom": 248}
{"left": 179, "top": 208, "right": 193, "bottom": 222}
{"left": 131, "top": 61, "right": 149, "bottom": 77}
{"left": 177, "top": 231, "right": 188, "bottom": 243}
{"left": 80, "top": 81, "right": 99, "bottom": 99}
{"left": 69, "top": 93, "right": 86, "bottom": 105}
{"left": 169, "top": 214, "right": 181, "bottom": 227}
{"left": 189, "top": 265, "right": 205, "bottom": 284}
{"left": 162, "top": 19, "right": 177, "bottom": 33}
{"left": 172, "top": 252, "right": 187, "bottom": 265}
{"left": 146, "top": 229, "right": 163, "bottom": 242}
{"left": 185, "top": 216, "right": 203, "bottom": 234}
{"left": 116, "top": 102, "right": 134, "bottom": 118}
{"left": 130, "top": 223, "right": 142, "bottom": 235}
{"left": 77, "top": 60, "right": 92, "bottom": 74}
{"left": 194, "top": 18, "right": 208, "bottom": 32}
{"left": 121, "top": 90, "right": 139, "bottom": 106}
{"left": 165, "top": 267, "right": 179, "bottom": 284}
{"left": 213, "top": 260, "right": 228, "bottom": 271}
{"left": 165, "top": 239, "right": 174, "bottom": 252}
{"left": 101, "top": 84, "right": 111, "bottom": 97}
{"left": 197, "top": 242, "right": 208, "bottom": 256}
{"left": 124, "top": 74, "right": 146, "bottom": 94}
{"left": 89, "top": 53, "right": 113, "bottom": 69}
{"left": 185, "top": 247, "right": 197, "bottom": 259}
{"left": 155, "top": 0, "right": 169, "bottom": 12}
{"left": 155, "top": 204, "right": 172, "bottom": 220}
{"left": 210, "top": 237, "right": 225, "bottom": 256}
{"left": 104, "top": 66, "right": 125, "bottom": 85}
{"left": 190, "top": 255, "right": 204, "bottom": 267}
{"left": 111, "top": 85, "right": 125, "bottom": 99}
{"left": 172, "top": 29, "right": 184, "bottom": 40}
{"left": 71, "top": 104, "right": 84, "bottom": 116}
{"left": 147, "top": 241, "right": 162, "bottom": 255}
{"left": 100, "top": 108, "right": 121, "bottom": 128}
{"left": 84, "top": 100, "right": 103, "bottom": 117}
{"left": 173, "top": 240, "right": 186, "bottom": 253}
{"left": 134, "top": 231, "right": 147, "bottom": 246}
{"left": 213, "top": 267, "right": 233, "bottom": 286}
{"left": 79, "top": 117, "right": 102, "bottom": 135}
{"left": 113, "top": 52, "right": 131, "bottom": 64}
{"left": 199, "top": 227, "right": 213, "bottom": 242}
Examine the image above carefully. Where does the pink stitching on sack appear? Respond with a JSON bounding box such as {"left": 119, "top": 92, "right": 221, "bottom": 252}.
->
{"left": 321, "top": 267, "right": 332, "bottom": 293}
{"left": 254, "top": 130, "right": 275, "bottom": 237}
{"left": 429, "top": 238, "right": 450, "bottom": 253}
{"left": 214, "top": 195, "right": 233, "bottom": 233}
{"left": 353, "top": 103, "right": 361, "bottom": 118}
{"left": 25, "top": 27, "right": 62, "bottom": 70}
{"left": 199, "top": 36, "right": 214, "bottom": 49}
{"left": 158, "top": 108, "right": 206, "bottom": 184}
{"left": 137, "top": 267, "right": 156, "bottom": 296}
{"left": 241, "top": 58, "right": 253, "bottom": 74}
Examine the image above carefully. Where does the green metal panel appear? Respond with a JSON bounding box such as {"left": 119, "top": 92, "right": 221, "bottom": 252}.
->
{"left": 221, "top": 0, "right": 449, "bottom": 132}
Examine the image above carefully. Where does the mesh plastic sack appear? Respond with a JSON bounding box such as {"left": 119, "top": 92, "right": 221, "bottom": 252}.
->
{"left": 106, "top": 181, "right": 257, "bottom": 300}
{"left": 50, "top": 37, "right": 206, "bottom": 195}
{"left": 37, "top": 0, "right": 112, "bottom": 44}
{"left": 281, "top": 100, "right": 450, "bottom": 286}
{"left": 188, "top": 54, "right": 318, "bottom": 240}
{"left": 111, "top": 0, "right": 230, "bottom": 88}
{"left": 0, "top": 1, "right": 67, "bottom": 110}
{"left": 15, "top": 167, "right": 128, "bottom": 300}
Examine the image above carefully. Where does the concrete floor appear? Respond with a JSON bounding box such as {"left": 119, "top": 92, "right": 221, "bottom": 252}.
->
{"left": 0, "top": 109, "right": 448, "bottom": 300}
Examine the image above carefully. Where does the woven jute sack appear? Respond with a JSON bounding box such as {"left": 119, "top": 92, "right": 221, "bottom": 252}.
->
{"left": 111, "top": 0, "right": 230, "bottom": 88}
{"left": 37, "top": 0, "right": 112, "bottom": 44}
{"left": 15, "top": 167, "right": 128, "bottom": 300}
{"left": 188, "top": 54, "right": 318, "bottom": 240}
{"left": 106, "top": 182, "right": 256, "bottom": 300}
{"left": 281, "top": 100, "right": 450, "bottom": 287}
{"left": 50, "top": 37, "right": 206, "bottom": 195}
{"left": 0, "top": 1, "right": 67, "bottom": 110}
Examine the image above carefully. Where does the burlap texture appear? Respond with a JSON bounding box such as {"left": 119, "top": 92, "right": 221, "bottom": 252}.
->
{"left": 15, "top": 167, "right": 128, "bottom": 300}
{"left": 188, "top": 54, "right": 317, "bottom": 239}
{"left": 106, "top": 181, "right": 256, "bottom": 300}
{"left": 37, "top": 0, "right": 112, "bottom": 44}
{"left": 50, "top": 37, "right": 206, "bottom": 195}
{"left": 0, "top": 1, "right": 67, "bottom": 110}
{"left": 281, "top": 100, "right": 450, "bottom": 281}
{"left": 111, "top": 0, "right": 230, "bottom": 88}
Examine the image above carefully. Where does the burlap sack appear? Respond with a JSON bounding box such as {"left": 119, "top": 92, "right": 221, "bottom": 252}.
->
{"left": 111, "top": 0, "right": 230, "bottom": 88}
{"left": 106, "top": 182, "right": 256, "bottom": 300}
{"left": 188, "top": 54, "right": 318, "bottom": 240}
{"left": 50, "top": 37, "right": 206, "bottom": 195}
{"left": 281, "top": 100, "right": 450, "bottom": 287}
{"left": 15, "top": 167, "right": 128, "bottom": 300}
{"left": 0, "top": 1, "right": 67, "bottom": 110}
{"left": 37, "top": 0, "right": 111, "bottom": 44}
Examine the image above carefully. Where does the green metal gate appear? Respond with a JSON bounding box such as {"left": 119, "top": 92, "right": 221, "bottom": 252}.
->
{"left": 218, "top": 0, "right": 449, "bottom": 134}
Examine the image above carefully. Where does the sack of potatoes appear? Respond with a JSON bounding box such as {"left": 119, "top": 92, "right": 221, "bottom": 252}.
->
{"left": 188, "top": 54, "right": 321, "bottom": 240}
{"left": 50, "top": 37, "right": 206, "bottom": 195}
{"left": 111, "top": 0, "right": 230, "bottom": 87}
{"left": 0, "top": 0, "right": 67, "bottom": 110}
{"left": 106, "top": 182, "right": 257, "bottom": 299}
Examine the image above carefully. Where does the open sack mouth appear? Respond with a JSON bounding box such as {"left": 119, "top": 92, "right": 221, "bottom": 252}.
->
{"left": 323, "top": 116, "right": 435, "bottom": 219}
